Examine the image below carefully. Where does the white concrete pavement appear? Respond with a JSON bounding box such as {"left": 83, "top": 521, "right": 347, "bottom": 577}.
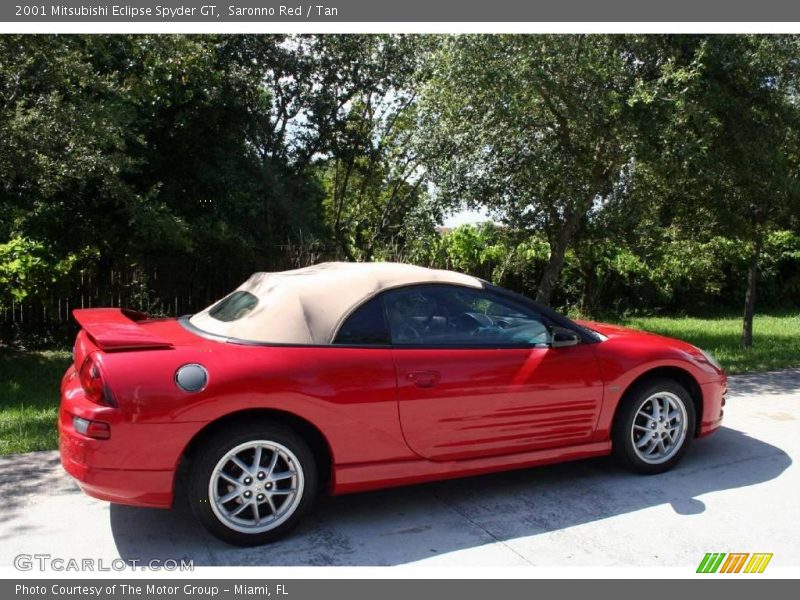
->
{"left": 0, "top": 369, "right": 798, "bottom": 567}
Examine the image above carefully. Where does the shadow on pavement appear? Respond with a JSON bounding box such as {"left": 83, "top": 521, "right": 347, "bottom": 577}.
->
{"left": 727, "top": 369, "right": 800, "bottom": 397}
{"left": 110, "top": 426, "right": 791, "bottom": 566}
{"left": 0, "top": 452, "right": 76, "bottom": 531}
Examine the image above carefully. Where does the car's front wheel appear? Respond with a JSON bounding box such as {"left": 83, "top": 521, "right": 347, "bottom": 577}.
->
{"left": 613, "top": 378, "right": 696, "bottom": 474}
{"left": 188, "top": 422, "right": 318, "bottom": 546}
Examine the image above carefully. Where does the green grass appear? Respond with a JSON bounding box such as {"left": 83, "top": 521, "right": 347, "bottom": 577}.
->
{"left": 0, "top": 348, "right": 70, "bottom": 455}
{"left": 0, "top": 311, "right": 798, "bottom": 456}
{"left": 612, "top": 312, "right": 800, "bottom": 374}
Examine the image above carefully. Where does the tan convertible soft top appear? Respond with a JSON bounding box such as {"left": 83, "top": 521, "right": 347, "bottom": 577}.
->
{"left": 189, "top": 262, "right": 484, "bottom": 344}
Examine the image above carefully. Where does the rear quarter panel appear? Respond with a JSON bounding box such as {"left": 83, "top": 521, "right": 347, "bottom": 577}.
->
{"left": 99, "top": 336, "right": 413, "bottom": 474}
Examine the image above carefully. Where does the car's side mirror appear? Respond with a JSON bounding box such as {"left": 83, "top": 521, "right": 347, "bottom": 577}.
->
{"left": 551, "top": 326, "right": 580, "bottom": 348}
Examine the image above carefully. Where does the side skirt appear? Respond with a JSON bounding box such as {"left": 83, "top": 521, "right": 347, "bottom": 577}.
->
{"left": 331, "top": 441, "right": 612, "bottom": 495}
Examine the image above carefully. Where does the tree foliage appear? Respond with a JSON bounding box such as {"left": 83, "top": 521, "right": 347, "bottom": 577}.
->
{"left": 1, "top": 34, "right": 799, "bottom": 347}
{"left": 620, "top": 35, "right": 800, "bottom": 345}
{"left": 418, "top": 35, "right": 638, "bottom": 302}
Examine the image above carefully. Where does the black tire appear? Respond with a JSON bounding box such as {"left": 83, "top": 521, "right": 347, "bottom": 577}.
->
{"left": 612, "top": 377, "right": 696, "bottom": 474}
{"left": 188, "top": 421, "right": 318, "bottom": 546}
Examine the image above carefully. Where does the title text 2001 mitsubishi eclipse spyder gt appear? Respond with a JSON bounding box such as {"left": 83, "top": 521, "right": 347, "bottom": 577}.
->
{"left": 59, "top": 262, "right": 726, "bottom": 545}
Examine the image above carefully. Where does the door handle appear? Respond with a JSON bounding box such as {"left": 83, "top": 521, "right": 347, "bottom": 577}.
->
{"left": 407, "top": 370, "right": 440, "bottom": 388}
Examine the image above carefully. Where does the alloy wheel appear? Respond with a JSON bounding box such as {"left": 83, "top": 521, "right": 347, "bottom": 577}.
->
{"left": 630, "top": 391, "right": 688, "bottom": 465}
{"left": 208, "top": 440, "right": 304, "bottom": 534}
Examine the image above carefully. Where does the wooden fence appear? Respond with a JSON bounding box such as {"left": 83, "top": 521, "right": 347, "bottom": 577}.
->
{"left": 1, "top": 243, "right": 330, "bottom": 344}
{"left": 1, "top": 279, "right": 229, "bottom": 346}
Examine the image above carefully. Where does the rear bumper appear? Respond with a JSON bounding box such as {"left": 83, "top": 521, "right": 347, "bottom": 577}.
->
{"left": 698, "top": 376, "right": 727, "bottom": 437}
{"left": 59, "top": 367, "right": 177, "bottom": 509}
{"left": 60, "top": 450, "right": 174, "bottom": 508}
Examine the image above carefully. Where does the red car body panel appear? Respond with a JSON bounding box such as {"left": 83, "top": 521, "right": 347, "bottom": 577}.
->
{"left": 393, "top": 345, "right": 604, "bottom": 461}
{"left": 59, "top": 309, "right": 726, "bottom": 509}
{"left": 578, "top": 320, "right": 726, "bottom": 440}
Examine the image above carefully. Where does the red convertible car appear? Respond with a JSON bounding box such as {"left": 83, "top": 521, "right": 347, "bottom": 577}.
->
{"left": 59, "top": 262, "right": 726, "bottom": 545}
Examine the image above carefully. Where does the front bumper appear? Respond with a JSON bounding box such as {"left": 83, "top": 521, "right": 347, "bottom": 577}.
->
{"left": 698, "top": 376, "right": 727, "bottom": 437}
{"left": 59, "top": 367, "right": 180, "bottom": 508}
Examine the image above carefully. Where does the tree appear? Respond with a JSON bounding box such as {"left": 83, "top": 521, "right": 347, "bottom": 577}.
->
{"left": 242, "top": 35, "right": 432, "bottom": 260}
{"left": 625, "top": 35, "right": 800, "bottom": 347}
{"left": 0, "top": 35, "right": 147, "bottom": 305}
{"left": 314, "top": 36, "right": 429, "bottom": 260}
{"left": 417, "top": 35, "right": 638, "bottom": 303}
{"left": 0, "top": 35, "right": 328, "bottom": 307}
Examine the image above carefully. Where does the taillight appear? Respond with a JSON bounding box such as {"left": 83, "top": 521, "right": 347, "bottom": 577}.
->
{"left": 78, "top": 354, "right": 115, "bottom": 406}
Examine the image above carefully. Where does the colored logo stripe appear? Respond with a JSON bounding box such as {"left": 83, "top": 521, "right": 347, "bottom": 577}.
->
{"left": 720, "top": 553, "right": 749, "bottom": 573}
{"left": 697, "top": 552, "right": 773, "bottom": 573}
{"left": 697, "top": 553, "right": 726, "bottom": 573}
{"left": 744, "top": 553, "right": 773, "bottom": 573}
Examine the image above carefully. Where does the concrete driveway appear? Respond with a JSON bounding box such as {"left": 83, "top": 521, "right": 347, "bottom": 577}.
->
{"left": 1, "top": 370, "right": 798, "bottom": 567}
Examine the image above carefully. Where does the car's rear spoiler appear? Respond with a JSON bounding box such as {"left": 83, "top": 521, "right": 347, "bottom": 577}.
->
{"left": 72, "top": 308, "right": 174, "bottom": 351}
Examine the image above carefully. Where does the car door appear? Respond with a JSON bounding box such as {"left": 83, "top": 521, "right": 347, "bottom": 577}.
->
{"left": 385, "top": 285, "right": 604, "bottom": 462}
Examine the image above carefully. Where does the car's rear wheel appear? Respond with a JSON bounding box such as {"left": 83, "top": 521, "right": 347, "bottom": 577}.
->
{"left": 188, "top": 422, "right": 317, "bottom": 546}
{"left": 612, "top": 378, "right": 696, "bottom": 474}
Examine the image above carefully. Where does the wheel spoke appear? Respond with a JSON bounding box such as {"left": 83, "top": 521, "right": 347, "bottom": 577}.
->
{"left": 636, "top": 433, "right": 653, "bottom": 448}
{"left": 252, "top": 446, "right": 263, "bottom": 472}
{"left": 271, "top": 487, "right": 296, "bottom": 495}
{"left": 269, "top": 470, "right": 295, "bottom": 482}
{"left": 651, "top": 399, "right": 661, "bottom": 420}
{"left": 219, "top": 471, "right": 241, "bottom": 486}
{"left": 266, "top": 450, "right": 279, "bottom": 476}
{"left": 218, "top": 489, "right": 242, "bottom": 504}
{"left": 229, "top": 500, "right": 253, "bottom": 517}
{"left": 231, "top": 456, "right": 252, "bottom": 475}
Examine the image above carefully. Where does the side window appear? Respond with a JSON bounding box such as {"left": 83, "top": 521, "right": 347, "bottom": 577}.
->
{"left": 384, "top": 285, "right": 551, "bottom": 347}
{"left": 333, "top": 296, "right": 390, "bottom": 345}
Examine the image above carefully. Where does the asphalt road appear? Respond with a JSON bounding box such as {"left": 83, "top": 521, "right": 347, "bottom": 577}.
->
{"left": 1, "top": 369, "right": 798, "bottom": 567}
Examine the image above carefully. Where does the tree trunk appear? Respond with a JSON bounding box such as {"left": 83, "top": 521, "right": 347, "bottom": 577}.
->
{"left": 741, "top": 235, "right": 762, "bottom": 349}
{"left": 535, "top": 208, "right": 583, "bottom": 305}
